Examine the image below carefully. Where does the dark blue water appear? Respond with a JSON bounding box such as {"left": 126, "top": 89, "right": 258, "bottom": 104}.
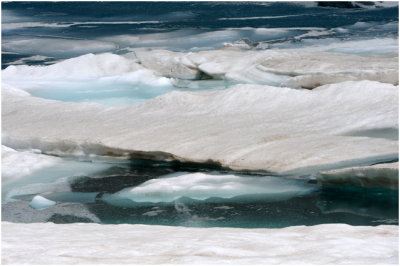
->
{"left": 2, "top": 1, "right": 398, "bottom": 67}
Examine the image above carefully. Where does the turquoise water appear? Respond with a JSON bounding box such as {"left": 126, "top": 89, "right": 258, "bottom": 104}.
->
{"left": 2, "top": 159, "right": 398, "bottom": 228}
{"left": 29, "top": 81, "right": 176, "bottom": 105}
{"left": 27, "top": 79, "right": 237, "bottom": 106}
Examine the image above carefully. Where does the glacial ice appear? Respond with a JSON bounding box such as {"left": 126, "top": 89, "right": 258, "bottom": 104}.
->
{"left": 104, "top": 172, "right": 318, "bottom": 205}
{"left": 2, "top": 80, "right": 398, "bottom": 175}
{"left": 2, "top": 222, "right": 398, "bottom": 264}
{"left": 29, "top": 195, "right": 56, "bottom": 210}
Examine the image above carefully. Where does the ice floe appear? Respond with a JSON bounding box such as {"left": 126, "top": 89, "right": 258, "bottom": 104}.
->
{"left": 2, "top": 79, "right": 397, "bottom": 175}
{"left": 103, "top": 172, "right": 318, "bottom": 206}
{"left": 29, "top": 195, "right": 56, "bottom": 210}
{"left": 2, "top": 222, "right": 398, "bottom": 264}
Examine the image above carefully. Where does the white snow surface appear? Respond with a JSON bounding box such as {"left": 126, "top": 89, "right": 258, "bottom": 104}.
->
{"left": 2, "top": 80, "right": 398, "bottom": 174}
{"left": 2, "top": 145, "right": 61, "bottom": 182}
{"left": 2, "top": 53, "right": 171, "bottom": 88}
{"left": 2, "top": 222, "right": 398, "bottom": 264}
{"left": 317, "top": 162, "right": 399, "bottom": 189}
{"left": 158, "top": 48, "right": 398, "bottom": 87}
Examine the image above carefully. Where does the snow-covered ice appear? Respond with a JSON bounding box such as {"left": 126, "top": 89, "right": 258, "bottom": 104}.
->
{"left": 3, "top": 49, "right": 397, "bottom": 90}
{"left": 2, "top": 145, "right": 61, "bottom": 182}
{"left": 2, "top": 222, "right": 398, "bottom": 264}
{"left": 317, "top": 162, "right": 399, "bottom": 189}
{"left": 2, "top": 79, "right": 398, "bottom": 175}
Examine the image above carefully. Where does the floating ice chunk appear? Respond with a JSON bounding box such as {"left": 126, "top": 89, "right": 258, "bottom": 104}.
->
{"left": 316, "top": 162, "right": 399, "bottom": 189}
{"left": 104, "top": 173, "right": 318, "bottom": 205}
{"left": 29, "top": 195, "right": 56, "bottom": 210}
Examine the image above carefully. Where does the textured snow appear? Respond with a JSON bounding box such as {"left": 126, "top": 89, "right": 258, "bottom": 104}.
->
{"left": 2, "top": 222, "right": 398, "bottom": 264}
{"left": 2, "top": 53, "right": 171, "bottom": 88}
{"left": 317, "top": 162, "right": 399, "bottom": 189}
{"left": 104, "top": 172, "right": 318, "bottom": 205}
{"left": 29, "top": 195, "right": 56, "bottom": 210}
{"left": 133, "top": 48, "right": 398, "bottom": 87}
{"left": 2, "top": 145, "right": 61, "bottom": 182}
{"left": 3, "top": 50, "right": 397, "bottom": 90}
{"left": 2, "top": 80, "right": 398, "bottom": 174}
